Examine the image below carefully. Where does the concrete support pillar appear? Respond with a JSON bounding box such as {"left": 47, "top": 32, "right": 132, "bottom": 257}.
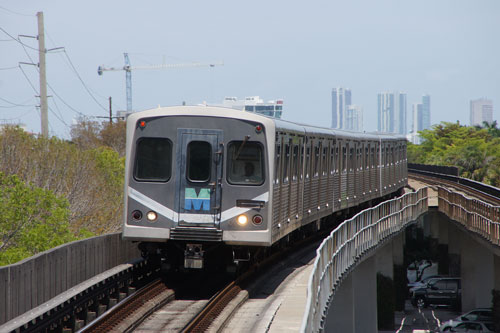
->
{"left": 392, "top": 232, "right": 404, "bottom": 266}
{"left": 461, "top": 235, "right": 494, "bottom": 311}
{"left": 448, "top": 223, "right": 461, "bottom": 276}
{"left": 376, "top": 242, "right": 394, "bottom": 279}
{"left": 438, "top": 216, "right": 449, "bottom": 245}
{"left": 353, "top": 255, "right": 377, "bottom": 332}
{"left": 325, "top": 276, "right": 353, "bottom": 332}
{"left": 325, "top": 256, "right": 377, "bottom": 332}
{"left": 495, "top": 255, "right": 500, "bottom": 291}
{"left": 429, "top": 213, "right": 440, "bottom": 240}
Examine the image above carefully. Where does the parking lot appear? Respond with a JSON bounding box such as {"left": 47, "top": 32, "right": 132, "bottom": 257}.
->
{"left": 379, "top": 300, "right": 460, "bottom": 332}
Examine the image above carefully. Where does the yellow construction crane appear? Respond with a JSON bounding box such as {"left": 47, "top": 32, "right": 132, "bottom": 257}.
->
{"left": 98, "top": 53, "right": 223, "bottom": 111}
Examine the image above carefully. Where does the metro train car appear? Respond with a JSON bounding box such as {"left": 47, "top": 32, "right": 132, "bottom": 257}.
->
{"left": 122, "top": 106, "right": 408, "bottom": 270}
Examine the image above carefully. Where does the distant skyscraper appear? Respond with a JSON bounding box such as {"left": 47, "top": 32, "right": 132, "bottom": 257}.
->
{"left": 412, "top": 95, "right": 431, "bottom": 133}
{"left": 421, "top": 94, "right": 431, "bottom": 131}
{"left": 331, "top": 87, "right": 352, "bottom": 129}
{"left": 470, "top": 98, "right": 493, "bottom": 126}
{"left": 378, "top": 91, "right": 407, "bottom": 134}
{"left": 346, "top": 105, "right": 363, "bottom": 131}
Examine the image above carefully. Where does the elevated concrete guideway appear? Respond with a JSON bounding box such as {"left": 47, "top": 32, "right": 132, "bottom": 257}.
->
{"left": 301, "top": 180, "right": 500, "bottom": 332}
{"left": 1, "top": 179, "right": 500, "bottom": 332}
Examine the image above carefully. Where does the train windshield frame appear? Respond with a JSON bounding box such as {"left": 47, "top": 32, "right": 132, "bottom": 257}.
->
{"left": 227, "top": 141, "right": 265, "bottom": 185}
{"left": 133, "top": 137, "right": 172, "bottom": 182}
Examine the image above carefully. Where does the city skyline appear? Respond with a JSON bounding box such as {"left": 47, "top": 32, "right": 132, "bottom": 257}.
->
{"left": 470, "top": 98, "right": 494, "bottom": 127}
{"left": 0, "top": 1, "right": 499, "bottom": 138}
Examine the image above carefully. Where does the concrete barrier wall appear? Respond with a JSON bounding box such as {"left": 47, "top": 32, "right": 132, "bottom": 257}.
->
{"left": 0, "top": 233, "right": 141, "bottom": 325}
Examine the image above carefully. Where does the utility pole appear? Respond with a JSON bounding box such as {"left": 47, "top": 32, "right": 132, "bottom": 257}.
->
{"left": 109, "top": 97, "right": 112, "bottom": 124}
{"left": 37, "top": 11, "right": 48, "bottom": 137}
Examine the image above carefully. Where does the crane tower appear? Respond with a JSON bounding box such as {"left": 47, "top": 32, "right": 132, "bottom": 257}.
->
{"left": 98, "top": 53, "right": 223, "bottom": 112}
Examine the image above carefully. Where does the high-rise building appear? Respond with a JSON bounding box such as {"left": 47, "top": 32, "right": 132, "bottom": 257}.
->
{"left": 331, "top": 87, "right": 352, "bottom": 129}
{"left": 421, "top": 94, "right": 431, "bottom": 131}
{"left": 216, "top": 96, "right": 283, "bottom": 118}
{"left": 470, "top": 98, "right": 493, "bottom": 127}
{"left": 345, "top": 105, "right": 363, "bottom": 132}
{"left": 378, "top": 91, "right": 407, "bottom": 134}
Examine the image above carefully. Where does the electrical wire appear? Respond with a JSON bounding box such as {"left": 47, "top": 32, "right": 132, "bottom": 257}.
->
{"left": 0, "top": 96, "right": 36, "bottom": 107}
{"left": 0, "top": 27, "right": 39, "bottom": 51}
{"left": 18, "top": 64, "right": 39, "bottom": 94}
{"left": 63, "top": 49, "right": 108, "bottom": 112}
{"left": 0, "top": 109, "right": 36, "bottom": 121}
{"left": 0, "top": 6, "right": 33, "bottom": 17}
{"left": 0, "top": 65, "right": 18, "bottom": 70}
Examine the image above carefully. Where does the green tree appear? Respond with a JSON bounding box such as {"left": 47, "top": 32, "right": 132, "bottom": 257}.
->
{"left": 0, "top": 173, "right": 84, "bottom": 265}
{"left": 409, "top": 121, "right": 500, "bottom": 186}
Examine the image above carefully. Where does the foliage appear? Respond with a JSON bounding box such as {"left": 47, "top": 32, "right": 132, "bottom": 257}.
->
{"left": 408, "top": 121, "right": 500, "bottom": 186}
{"left": 70, "top": 118, "right": 126, "bottom": 157}
{"left": 0, "top": 122, "right": 126, "bottom": 264}
{"left": 0, "top": 173, "right": 85, "bottom": 265}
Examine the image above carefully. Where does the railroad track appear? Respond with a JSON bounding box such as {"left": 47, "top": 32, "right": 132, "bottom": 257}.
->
{"left": 408, "top": 170, "right": 500, "bottom": 206}
{"left": 77, "top": 224, "right": 331, "bottom": 332}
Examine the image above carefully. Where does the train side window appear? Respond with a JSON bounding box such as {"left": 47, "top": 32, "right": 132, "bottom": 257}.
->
{"left": 330, "top": 146, "right": 335, "bottom": 175}
{"left": 314, "top": 143, "right": 320, "bottom": 178}
{"left": 134, "top": 137, "right": 172, "bottom": 182}
{"left": 227, "top": 141, "right": 264, "bottom": 185}
{"left": 342, "top": 146, "right": 347, "bottom": 172}
{"left": 305, "top": 145, "right": 311, "bottom": 179}
{"left": 335, "top": 146, "right": 339, "bottom": 173}
{"left": 371, "top": 147, "right": 375, "bottom": 168}
{"left": 349, "top": 148, "right": 354, "bottom": 172}
{"left": 187, "top": 141, "right": 211, "bottom": 182}
{"left": 322, "top": 146, "right": 328, "bottom": 176}
{"left": 292, "top": 144, "right": 299, "bottom": 182}
{"left": 283, "top": 142, "right": 290, "bottom": 184}
{"left": 275, "top": 144, "right": 281, "bottom": 184}
{"left": 365, "top": 147, "right": 369, "bottom": 169}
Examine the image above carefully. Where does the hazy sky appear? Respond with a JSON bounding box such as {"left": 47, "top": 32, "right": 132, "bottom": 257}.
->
{"left": 1, "top": 0, "right": 499, "bottom": 138}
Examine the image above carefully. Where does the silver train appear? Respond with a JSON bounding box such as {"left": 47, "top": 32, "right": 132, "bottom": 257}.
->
{"left": 122, "top": 106, "right": 408, "bottom": 270}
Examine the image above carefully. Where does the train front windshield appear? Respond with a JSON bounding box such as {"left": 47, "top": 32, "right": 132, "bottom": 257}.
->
{"left": 227, "top": 141, "right": 264, "bottom": 185}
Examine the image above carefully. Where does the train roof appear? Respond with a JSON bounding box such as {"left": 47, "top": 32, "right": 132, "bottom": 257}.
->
{"left": 130, "top": 105, "right": 406, "bottom": 141}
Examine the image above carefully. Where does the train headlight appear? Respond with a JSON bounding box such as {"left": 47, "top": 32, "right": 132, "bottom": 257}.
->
{"left": 146, "top": 211, "right": 158, "bottom": 222}
{"left": 237, "top": 214, "right": 248, "bottom": 226}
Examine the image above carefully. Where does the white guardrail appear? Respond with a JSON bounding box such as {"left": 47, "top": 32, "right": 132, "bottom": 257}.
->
{"left": 301, "top": 187, "right": 429, "bottom": 332}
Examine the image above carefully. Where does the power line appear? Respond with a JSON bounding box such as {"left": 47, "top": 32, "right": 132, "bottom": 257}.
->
{"left": 0, "top": 109, "right": 36, "bottom": 121}
{"left": 0, "top": 6, "right": 33, "bottom": 17}
{"left": 0, "top": 65, "right": 18, "bottom": 70}
{"left": 0, "top": 96, "right": 36, "bottom": 107}
{"left": 0, "top": 27, "right": 39, "bottom": 51}
{"left": 18, "top": 64, "right": 39, "bottom": 94}
{"left": 63, "top": 50, "right": 107, "bottom": 112}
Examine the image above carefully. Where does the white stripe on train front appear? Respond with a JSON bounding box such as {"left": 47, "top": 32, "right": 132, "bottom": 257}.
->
{"left": 128, "top": 187, "right": 176, "bottom": 220}
{"left": 128, "top": 186, "right": 269, "bottom": 223}
{"left": 220, "top": 192, "right": 269, "bottom": 221}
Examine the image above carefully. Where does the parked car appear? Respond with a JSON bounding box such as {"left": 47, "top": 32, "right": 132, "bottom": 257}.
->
{"left": 439, "top": 308, "right": 493, "bottom": 331}
{"left": 441, "top": 321, "right": 494, "bottom": 332}
{"left": 411, "top": 277, "right": 461, "bottom": 309}
{"left": 408, "top": 274, "right": 442, "bottom": 292}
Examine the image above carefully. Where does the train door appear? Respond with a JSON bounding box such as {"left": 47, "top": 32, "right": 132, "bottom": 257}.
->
{"left": 176, "top": 129, "right": 223, "bottom": 227}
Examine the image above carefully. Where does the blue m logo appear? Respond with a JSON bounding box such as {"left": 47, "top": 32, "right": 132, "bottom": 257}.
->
{"left": 184, "top": 188, "right": 211, "bottom": 211}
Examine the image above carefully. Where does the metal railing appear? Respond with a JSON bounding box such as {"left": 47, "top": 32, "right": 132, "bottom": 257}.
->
{"left": 0, "top": 233, "right": 140, "bottom": 325}
{"left": 301, "top": 188, "right": 429, "bottom": 332}
{"left": 438, "top": 186, "right": 500, "bottom": 247}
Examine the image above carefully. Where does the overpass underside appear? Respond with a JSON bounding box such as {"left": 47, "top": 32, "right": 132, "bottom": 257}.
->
{"left": 302, "top": 186, "right": 500, "bottom": 332}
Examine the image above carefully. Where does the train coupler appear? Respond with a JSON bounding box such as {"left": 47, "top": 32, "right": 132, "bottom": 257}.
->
{"left": 184, "top": 243, "right": 204, "bottom": 269}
